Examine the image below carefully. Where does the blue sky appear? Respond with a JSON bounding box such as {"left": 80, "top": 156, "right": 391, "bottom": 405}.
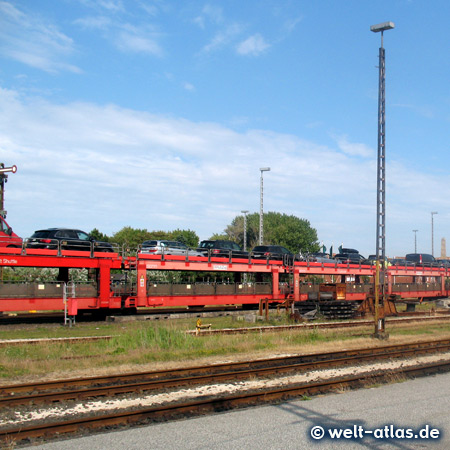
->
{"left": 0, "top": 0, "right": 449, "bottom": 257}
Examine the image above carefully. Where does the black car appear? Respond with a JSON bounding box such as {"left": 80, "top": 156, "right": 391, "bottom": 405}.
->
{"left": 437, "top": 259, "right": 450, "bottom": 267}
{"left": 366, "top": 255, "right": 390, "bottom": 265}
{"left": 335, "top": 252, "right": 367, "bottom": 264}
{"left": 340, "top": 248, "right": 359, "bottom": 254}
{"left": 197, "top": 240, "right": 248, "bottom": 258}
{"left": 405, "top": 253, "right": 436, "bottom": 266}
{"left": 252, "top": 245, "right": 294, "bottom": 264}
{"left": 26, "top": 228, "right": 114, "bottom": 252}
{"left": 390, "top": 258, "right": 408, "bottom": 266}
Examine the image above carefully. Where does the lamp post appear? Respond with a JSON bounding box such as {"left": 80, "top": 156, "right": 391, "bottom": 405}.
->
{"left": 0, "top": 164, "right": 18, "bottom": 218}
{"left": 413, "top": 229, "right": 418, "bottom": 253}
{"left": 259, "top": 167, "right": 270, "bottom": 245}
{"left": 431, "top": 212, "right": 438, "bottom": 256}
{"left": 241, "top": 210, "right": 249, "bottom": 251}
{"left": 371, "top": 21, "right": 394, "bottom": 339}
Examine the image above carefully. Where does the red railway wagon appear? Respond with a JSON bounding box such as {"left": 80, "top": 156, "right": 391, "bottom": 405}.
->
{"left": 0, "top": 247, "right": 448, "bottom": 316}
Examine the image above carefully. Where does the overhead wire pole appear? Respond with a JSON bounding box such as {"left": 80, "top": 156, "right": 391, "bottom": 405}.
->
{"left": 413, "top": 229, "right": 418, "bottom": 253}
{"left": 371, "top": 21, "right": 394, "bottom": 339}
{"left": 241, "top": 210, "right": 249, "bottom": 251}
{"left": 431, "top": 212, "right": 438, "bottom": 257}
{"left": 259, "top": 167, "right": 270, "bottom": 245}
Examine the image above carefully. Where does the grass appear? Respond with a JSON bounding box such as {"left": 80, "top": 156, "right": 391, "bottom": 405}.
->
{"left": 1, "top": 313, "right": 450, "bottom": 382}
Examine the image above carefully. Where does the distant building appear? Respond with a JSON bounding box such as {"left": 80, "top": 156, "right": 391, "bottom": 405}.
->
{"left": 441, "top": 238, "right": 446, "bottom": 259}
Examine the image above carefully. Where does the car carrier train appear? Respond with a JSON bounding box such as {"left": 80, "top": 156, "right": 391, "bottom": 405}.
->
{"left": 0, "top": 239, "right": 448, "bottom": 318}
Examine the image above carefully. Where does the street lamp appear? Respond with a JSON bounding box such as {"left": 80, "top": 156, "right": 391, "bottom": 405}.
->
{"left": 431, "top": 212, "right": 438, "bottom": 256}
{"left": 0, "top": 164, "right": 18, "bottom": 218}
{"left": 371, "top": 21, "right": 394, "bottom": 339}
{"left": 413, "top": 229, "right": 418, "bottom": 253}
{"left": 259, "top": 167, "right": 270, "bottom": 245}
{"left": 241, "top": 210, "right": 249, "bottom": 251}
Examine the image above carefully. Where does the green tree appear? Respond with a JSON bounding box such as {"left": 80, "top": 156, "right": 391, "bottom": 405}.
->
{"left": 89, "top": 228, "right": 110, "bottom": 242}
{"left": 111, "top": 227, "right": 159, "bottom": 248}
{"left": 208, "top": 233, "right": 228, "bottom": 240}
{"left": 170, "top": 229, "right": 199, "bottom": 248}
{"left": 107, "top": 227, "right": 200, "bottom": 250}
{"left": 224, "top": 211, "right": 319, "bottom": 253}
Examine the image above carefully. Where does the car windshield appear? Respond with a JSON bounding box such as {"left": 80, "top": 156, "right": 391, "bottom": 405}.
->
{"left": 31, "top": 231, "right": 51, "bottom": 238}
{"left": 142, "top": 241, "right": 158, "bottom": 246}
{"left": 165, "top": 241, "right": 185, "bottom": 248}
{"left": 252, "top": 246, "right": 267, "bottom": 252}
{"left": 76, "top": 231, "right": 90, "bottom": 241}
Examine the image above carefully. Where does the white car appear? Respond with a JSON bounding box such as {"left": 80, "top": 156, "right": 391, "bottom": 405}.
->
{"left": 140, "top": 240, "right": 203, "bottom": 257}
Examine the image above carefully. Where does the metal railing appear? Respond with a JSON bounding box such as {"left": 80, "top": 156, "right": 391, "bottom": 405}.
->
{"left": 0, "top": 281, "right": 97, "bottom": 298}
{"left": 13, "top": 238, "right": 121, "bottom": 257}
{"left": 146, "top": 282, "right": 272, "bottom": 296}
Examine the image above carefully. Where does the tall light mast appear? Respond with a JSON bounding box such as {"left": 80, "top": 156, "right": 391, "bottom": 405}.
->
{"left": 371, "top": 21, "right": 394, "bottom": 339}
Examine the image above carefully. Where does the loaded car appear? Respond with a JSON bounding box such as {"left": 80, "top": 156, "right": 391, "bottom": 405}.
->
{"left": 405, "top": 253, "right": 436, "bottom": 266}
{"left": 197, "top": 240, "right": 248, "bottom": 258}
{"left": 0, "top": 216, "right": 22, "bottom": 248}
{"left": 140, "top": 240, "right": 203, "bottom": 257}
{"left": 366, "top": 255, "right": 390, "bottom": 265}
{"left": 308, "top": 252, "right": 336, "bottom": 264}
{"left": 436, "top": 259, "right": 450, "bottom": 267}
{"left": 335, "top": 250, "right": 367, "bottom": 264}
{"left": 390, "top": 258, "right": 409, "bottom": 266}
{"left": 251, "top": 245, "right": 294, "bottom": 264}
{"left": 26, "top": 228, "right": 114, "bottom": 252}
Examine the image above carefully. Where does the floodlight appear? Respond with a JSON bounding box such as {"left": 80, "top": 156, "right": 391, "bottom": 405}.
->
{"left": 370, "top": 22, "right": 395, "bottom": 33}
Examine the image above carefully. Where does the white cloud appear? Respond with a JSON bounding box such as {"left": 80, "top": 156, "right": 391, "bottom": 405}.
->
{"left": 283, "top": 16, "right": 302, "bottom": 34}
{"left": 236, "top": 34, "right": 270, "bottom": 56}
{"left": 77, "top": 0, "right": 124, "bottom": 13}
{"left": 332, "top": 134, "right": 374, "bottom": 158}
{"left": 0, "top": 87, "right": 448, "bottom": 257}
{"left": 0, "top": 1, "right": 80, "bottom": 73}
{"left": 115, "top": 26, "right": 163, "bottom": 56}
{"left": 73, "top": 12, "right": 164, "bottom": 57}
{"left": 73, "top": 15, "right": 113, "bottom": 31}
{"left": 183, "top": 82, "right": 195, "bottom": 91}
{"left": 202, "top": 23, "right": 243, "bottom": 53}
{"left": 98, "top": 0, "right": 124, "bottom": 13}
{"left": 194, "top": 4, "right": 224, "bottom": 28}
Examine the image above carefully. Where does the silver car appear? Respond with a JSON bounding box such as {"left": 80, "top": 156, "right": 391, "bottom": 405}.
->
{"left": 140, "top": 240, "right": 203, "bottom": 257}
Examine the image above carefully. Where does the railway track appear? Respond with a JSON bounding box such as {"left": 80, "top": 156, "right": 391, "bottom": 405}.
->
{"left": 1, "top": 338, "right": 450, "bottom": 446}
{"left": 187, "top": 314, "right": 450, "bottom": 335}
{"left": 0, "top": 314, "right": 448, "bottom": 349}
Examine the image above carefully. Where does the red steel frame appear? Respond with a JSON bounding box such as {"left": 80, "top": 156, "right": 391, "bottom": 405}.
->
{"left": 0, "top": 248, "right": 448, "bottom": 315}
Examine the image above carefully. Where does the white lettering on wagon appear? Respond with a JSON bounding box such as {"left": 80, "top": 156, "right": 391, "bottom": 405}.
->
{"left": 2, "top": 258, "right": 18, "bottom": 264}
{"left": 213, "top": 265, "right": 228, "bottom": 271}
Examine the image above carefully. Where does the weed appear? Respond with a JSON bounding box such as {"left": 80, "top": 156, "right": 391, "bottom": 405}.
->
{"left": 1, "top": 315, "right": 450, "bottom": 381}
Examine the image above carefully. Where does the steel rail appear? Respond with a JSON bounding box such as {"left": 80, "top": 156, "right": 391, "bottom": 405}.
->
{"left": 1, "top": 338, "right": 450, "bottom": 406}
{"left": 1, "top": 359, "right": 450, "bottom": 446}
{"left": 187, "top": 314, "right": 450, "bottom": 335}
{"left": 2, "top": 337, "right": 449, "bottom": 395}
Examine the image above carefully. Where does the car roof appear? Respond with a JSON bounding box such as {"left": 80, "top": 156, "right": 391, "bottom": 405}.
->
{"left": 34, "top": 228, "right": 83, "bottom": 232}
{"left": 200, "top": 240, "right": 232, "bottom": 243}
{"left": 405, "top": 253, "right": 434, "bottom": 258}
